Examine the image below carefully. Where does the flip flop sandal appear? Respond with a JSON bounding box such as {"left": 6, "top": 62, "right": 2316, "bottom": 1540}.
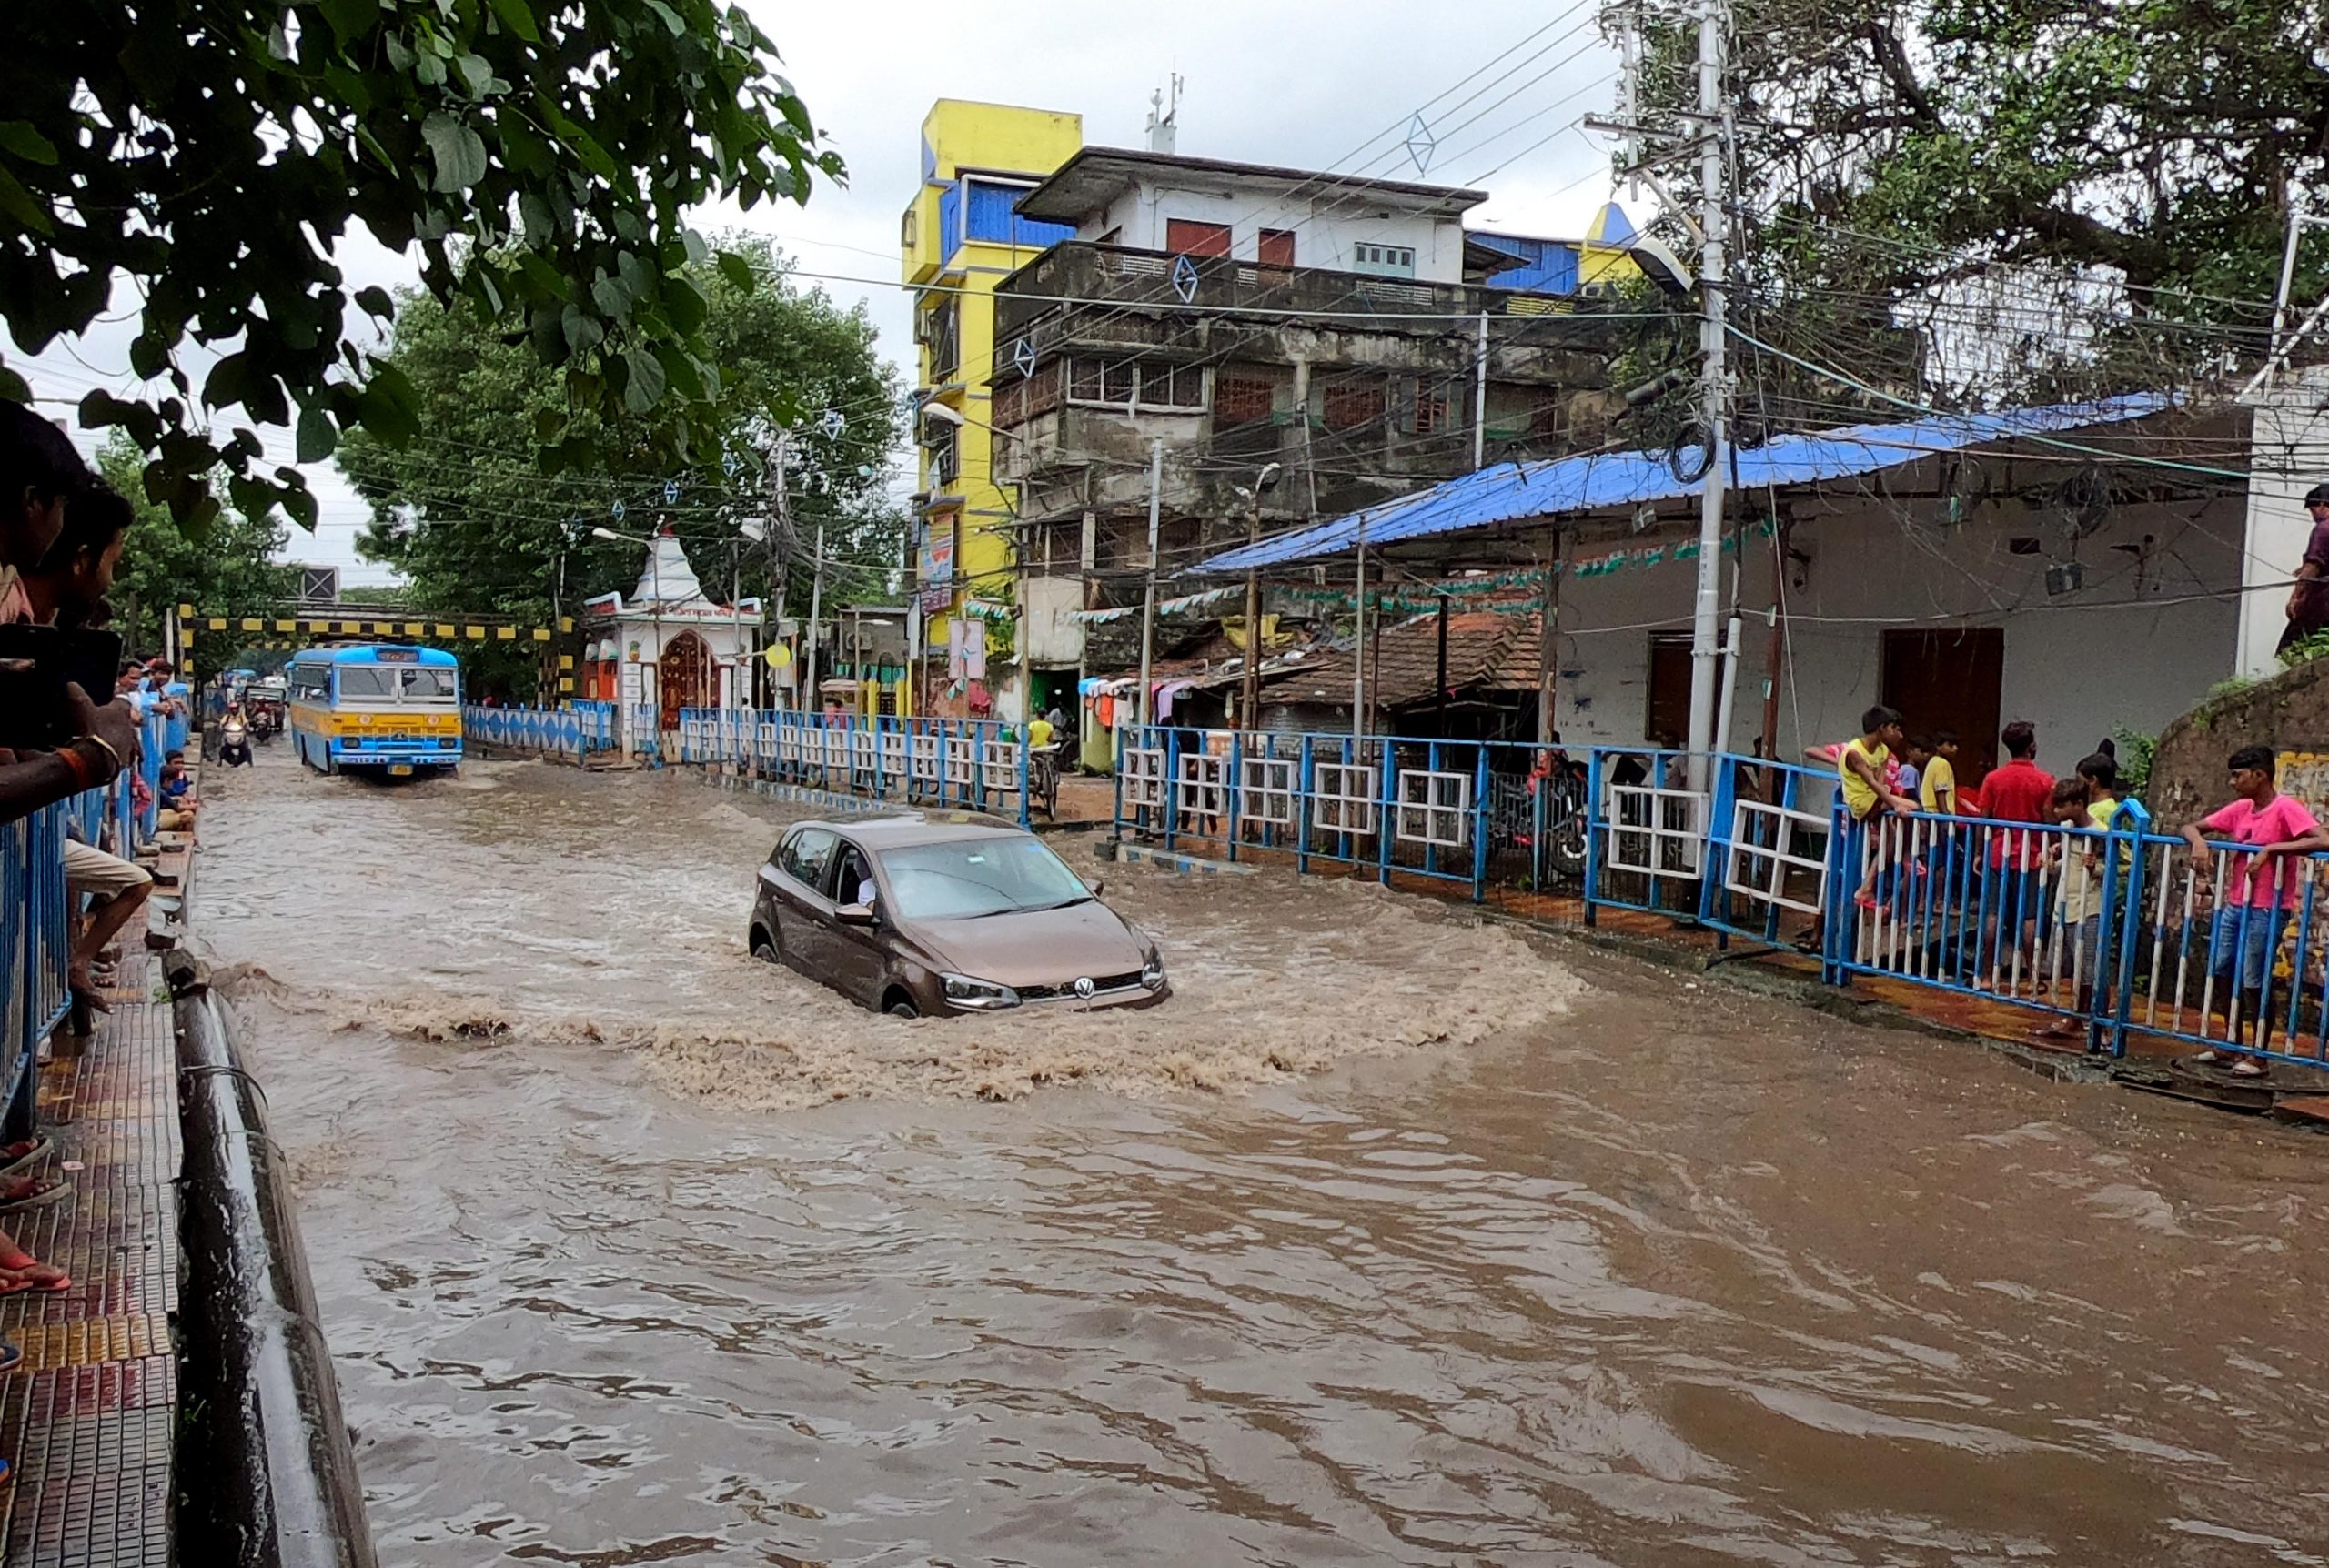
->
{"left": 0, "top": 1181, "right": 69, "bottom": 1215}
{"left": 0, "top": 1138, "right": 50, "bottom": 1180}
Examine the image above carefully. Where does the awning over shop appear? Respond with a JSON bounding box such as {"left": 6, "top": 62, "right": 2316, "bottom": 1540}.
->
{"left": 1187, "top": 392, "right": 2174, "bottom": 575}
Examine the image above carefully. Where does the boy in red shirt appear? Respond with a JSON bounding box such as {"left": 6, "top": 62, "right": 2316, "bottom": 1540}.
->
{"left": 1978, "top": 720, "right": 2055, "bottom": 984}
{"left": 2182, "top": 744, "right": 2329, "bottom": 1074}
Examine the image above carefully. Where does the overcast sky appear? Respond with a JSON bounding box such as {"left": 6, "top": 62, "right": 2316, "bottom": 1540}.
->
{"left": 17, "top": 1, "right": 1623, "bottom": 590}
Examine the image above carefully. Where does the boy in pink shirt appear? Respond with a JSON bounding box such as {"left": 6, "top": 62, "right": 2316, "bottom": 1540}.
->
{"left": 2180, "top": 744, "right": 2329, "bottom": 1074}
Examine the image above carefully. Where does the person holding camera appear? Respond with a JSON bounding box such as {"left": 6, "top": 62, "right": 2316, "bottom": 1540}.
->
{"left": 0, "top": 401, "right": 142, "bottom": 827}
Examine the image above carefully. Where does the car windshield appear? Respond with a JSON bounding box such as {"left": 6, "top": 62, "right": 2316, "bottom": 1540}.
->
{"left": 878, "top": 836, "right": 1091, "bottom": 920}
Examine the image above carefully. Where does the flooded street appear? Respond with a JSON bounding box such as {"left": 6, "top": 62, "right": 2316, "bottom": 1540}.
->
{"left": 191, "top": 751, "right": 2329, "bottom": 1566}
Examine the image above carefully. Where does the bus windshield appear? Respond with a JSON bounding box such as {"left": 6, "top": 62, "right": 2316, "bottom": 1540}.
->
{"left": 335, "top": 665, "right": 458, "bottom": 701}
{"left": 396, "top": 668, "right": 459, "bottom": 702}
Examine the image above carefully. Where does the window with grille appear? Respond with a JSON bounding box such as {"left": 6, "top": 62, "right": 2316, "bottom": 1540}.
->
{"left": 1323, "top": 379, "right": 1388, "bottom": 432}
{"left": 925, "top": 299, "right": 959, "bottom": 380}
{"left": 1143, "top": 363, "right": 1205, "bottom": 409}
{"left": 1399, "top": 376, "right": 1456, "bottom": 435}
{"left": 1064, "top": 359, "right": 1201, "bottom": 411}
{"left": 1214, "top": 366, "right": 1279, "bottom": 427}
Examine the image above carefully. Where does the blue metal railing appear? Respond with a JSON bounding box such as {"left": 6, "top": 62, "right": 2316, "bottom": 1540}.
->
{"left": 3, "top": 758, "right": 144, "bottom": 1141}
{"left": 1110, "top": 724, "right": 1560, "bottom": 902}
{"left": 669, "top": 709, "right": 1036, "bottom": 829}
{"left": 461, "top": 702, "right": 613, "bottom": 760}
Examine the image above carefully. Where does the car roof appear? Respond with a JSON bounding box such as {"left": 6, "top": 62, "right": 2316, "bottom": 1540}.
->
{"left": 791, "top": 811, "right": 1026, "bottom": 850}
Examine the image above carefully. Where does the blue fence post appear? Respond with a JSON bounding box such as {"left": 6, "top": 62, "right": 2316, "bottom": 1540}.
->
{"left": 1821, "top": 801, "right": 1851, "bottom": 986}
{"left": 1296, "top": 735, "right": 1315, "bottom": 876}
{"left": 1226, "top": 730, "right": 1243, "bottom": 863}
{"left": 1017, "top": 725, "right": 1031, "bottom": 830}
{"left": 2105, "top": 798, "right": 2152, "bottom": 1059}
{"left": 1698, "top": 752, "right": 1736, "bottom": 940}
{"left": 1470, "top": 743, "right": 1490, "bottom": 904}
{"left": 1162, "top": 729, "right": 1181, "bottom": 850}
{"left": 1583, "top": 749, "right": 1605, "bottom": 925}
{"left": 1111, "top": 729, "right": 1126, "bottom": 839}
{"left": 1376, "top": 743, "right": 1396, "bottom": 887}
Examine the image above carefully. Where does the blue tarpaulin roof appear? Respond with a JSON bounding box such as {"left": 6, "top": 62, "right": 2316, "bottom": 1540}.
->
{"left": 1189, "top": 393, "right": 2174, "bottom": 574}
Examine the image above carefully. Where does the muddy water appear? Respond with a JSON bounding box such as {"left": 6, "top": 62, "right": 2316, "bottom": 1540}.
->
{"left": 191, "top": 751, "right": 2329, "bottom": 1566}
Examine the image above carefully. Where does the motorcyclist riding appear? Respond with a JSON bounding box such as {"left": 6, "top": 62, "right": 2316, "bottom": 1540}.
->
{"left": 219, "top": 703, "right": 253, "bottom": 769}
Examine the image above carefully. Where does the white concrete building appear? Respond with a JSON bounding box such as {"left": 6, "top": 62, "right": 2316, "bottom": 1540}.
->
{"left": 2235, "top": 364, "right": 2329, "bottom": 677}
{"left": 1014, "top": 146, "right": 1484, "bottom": 280}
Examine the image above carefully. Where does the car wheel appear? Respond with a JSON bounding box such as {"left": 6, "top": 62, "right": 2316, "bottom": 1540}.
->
{"left": 885, "top": 997, "right": 919, "bottom": 1019}
{"left": 751, "top": 926, "right": 781, "bottom": 964}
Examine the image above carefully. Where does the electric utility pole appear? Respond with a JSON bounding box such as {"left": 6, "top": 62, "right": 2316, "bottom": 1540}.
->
{"left": 1135, "top": 438, "right": 1164, "bottom": 729}
{"left": 1682, "top": 0, "right": 1730, "bottom": 775}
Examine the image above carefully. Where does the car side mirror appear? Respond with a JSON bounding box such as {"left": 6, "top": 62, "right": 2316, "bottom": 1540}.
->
{"left": 835, "top": 901, "right": 877, "bottom": 927}
{"left": 1088, "top": 879, "right": 1104, "bottom": 897}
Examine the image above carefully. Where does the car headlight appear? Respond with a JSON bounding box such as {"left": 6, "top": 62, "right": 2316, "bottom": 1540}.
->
{"left": 1141, "top": 951, "right": 1166, "bottom": 990}
{"left": 941, "top": 973, "right": 1020, "bottom": 1010}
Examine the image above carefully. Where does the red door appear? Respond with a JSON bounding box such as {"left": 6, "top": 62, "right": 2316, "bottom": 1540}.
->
{"left": 1880, "top": 628, "right": 2004, "bottom": 786}
{"left": 1165, "top": 219, "right": 1231, "bottom": 257}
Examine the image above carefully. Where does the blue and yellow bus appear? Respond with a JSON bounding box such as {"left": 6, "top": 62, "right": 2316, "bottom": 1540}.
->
{"left": 287, "top": 644, "right": 464, "bottom": 777}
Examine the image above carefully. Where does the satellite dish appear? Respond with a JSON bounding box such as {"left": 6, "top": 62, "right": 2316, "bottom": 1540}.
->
{"left": 1628, "top": 235, "right": 1695, "bottom": 296}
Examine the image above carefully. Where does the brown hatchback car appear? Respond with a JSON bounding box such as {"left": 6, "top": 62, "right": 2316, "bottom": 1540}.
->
{"left": 748, "top": 813, "right": 1170, "bottom": 1018}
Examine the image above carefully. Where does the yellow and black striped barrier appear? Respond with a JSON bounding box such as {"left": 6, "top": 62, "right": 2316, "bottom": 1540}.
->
{"left": 178, "top": 608, "right": 582, "bottom": 693}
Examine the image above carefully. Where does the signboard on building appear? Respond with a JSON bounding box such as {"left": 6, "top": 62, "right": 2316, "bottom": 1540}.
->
{"left": 918, "top": 521, "right": 954, "bottom": 613}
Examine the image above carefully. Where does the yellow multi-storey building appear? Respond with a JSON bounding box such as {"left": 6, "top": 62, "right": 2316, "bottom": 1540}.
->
{"left": 900, "top": 100, "right": 1083, "bottom": 718}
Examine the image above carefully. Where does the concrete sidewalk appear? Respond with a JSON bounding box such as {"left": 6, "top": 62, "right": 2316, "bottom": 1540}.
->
{"left": 0, "top": 935, "right": 178, "bottom": 1564}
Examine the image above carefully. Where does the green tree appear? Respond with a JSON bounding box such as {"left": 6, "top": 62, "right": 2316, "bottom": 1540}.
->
{"left": 4, "top": 0, "right": 841, "bottom": 525}
{"left": 94, "top": 432, "right": 299, "bottom": 660}
{"left": 1633, "top": 2, "right": 2328, "bottom": 401}
{"left": 338, "top": 238, "right": 902, "bottom": 692}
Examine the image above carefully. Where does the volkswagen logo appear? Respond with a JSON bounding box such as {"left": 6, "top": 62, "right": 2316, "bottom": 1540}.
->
{"left": 1073, "top": 976, "right": 1095, "bottom": 1000}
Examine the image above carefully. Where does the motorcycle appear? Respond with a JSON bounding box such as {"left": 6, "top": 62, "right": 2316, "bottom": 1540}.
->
{"left": 219, "top": 715, "right": 253, "bottom": 769}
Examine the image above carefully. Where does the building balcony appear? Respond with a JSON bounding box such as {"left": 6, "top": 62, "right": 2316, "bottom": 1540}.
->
{"left": 992, "top": 242, "right": 1628, "bottom": 349}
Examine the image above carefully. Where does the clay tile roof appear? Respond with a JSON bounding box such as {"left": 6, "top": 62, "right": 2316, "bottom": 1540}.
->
{"left": 1262, "top": 605, "right": 1542, "bottom": 711}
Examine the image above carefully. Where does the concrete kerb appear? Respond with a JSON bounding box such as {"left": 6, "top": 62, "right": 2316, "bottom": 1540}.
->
{"left": 681, "top": 767, "right": 908, "bottom": 819}
{"left": 1483, "top": 905, "right": 2117, "bottom": 1086}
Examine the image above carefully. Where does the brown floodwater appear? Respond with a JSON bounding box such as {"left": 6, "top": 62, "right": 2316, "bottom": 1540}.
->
{"left": 189, "top": 749, "right": 2329, "bottom": 1566}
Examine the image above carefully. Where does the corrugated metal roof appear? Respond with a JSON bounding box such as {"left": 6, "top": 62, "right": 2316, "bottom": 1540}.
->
{"left": 1189, "top": 393, "right": 2174, "bottom": 574}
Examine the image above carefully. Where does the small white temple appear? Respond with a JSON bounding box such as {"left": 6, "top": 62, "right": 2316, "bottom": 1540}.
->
{"left": 578, "top": 525, "right": 763, "bottom": 753}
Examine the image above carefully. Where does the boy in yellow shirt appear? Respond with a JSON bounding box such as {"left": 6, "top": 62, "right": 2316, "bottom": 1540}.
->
{"left": 1841, "top": 704, "right": 1919, "bottom": 910}
{"left": 1919, "top": 729, "right": 1960, "bottom": 814}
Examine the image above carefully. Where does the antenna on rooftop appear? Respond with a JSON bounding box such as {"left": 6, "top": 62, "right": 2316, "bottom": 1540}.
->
{"left": 1145, "top": 74, "right": 1183, "bottom": 154}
